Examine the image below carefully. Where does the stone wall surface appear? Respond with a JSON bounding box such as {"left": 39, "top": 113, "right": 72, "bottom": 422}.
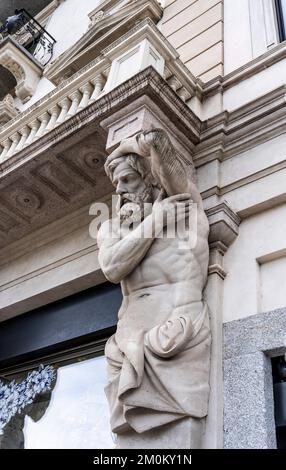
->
{"left": 162, "top": 0, "right": 223, "bottom": 81}
{"left": 224, "top": 308, "right": 286, "bottom": 448}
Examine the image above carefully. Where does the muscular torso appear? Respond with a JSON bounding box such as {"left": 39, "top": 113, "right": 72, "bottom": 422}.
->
{"left": 118, "top": 209, "right": 209, "bottom": 325}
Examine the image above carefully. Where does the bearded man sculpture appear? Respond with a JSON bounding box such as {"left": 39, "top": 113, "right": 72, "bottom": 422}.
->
{"left": 97, "top": 128, "right": 211, "bottom": 448}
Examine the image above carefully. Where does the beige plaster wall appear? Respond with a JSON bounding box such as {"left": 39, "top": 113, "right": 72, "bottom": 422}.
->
{"left": 198, "top": 133, "right": 286, "bottom": 207}
{"left": 224, "top": 0, "right": 279, "bottom": 74}
{"left": 196, "top": 128, "right": 286, "bottom": 323}
{"left": 223, "top": 203, "right": 286, "bottom": 322}
{"left": 162, "top": 0, "right": 223, "bottom": 81}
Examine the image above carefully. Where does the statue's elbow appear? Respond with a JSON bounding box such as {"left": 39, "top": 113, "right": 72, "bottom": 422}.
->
{"left": 101, "top": 264, "right": 121, "bottom": 284}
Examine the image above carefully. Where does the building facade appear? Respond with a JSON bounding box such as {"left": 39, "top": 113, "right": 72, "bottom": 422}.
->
{"left": 0, "top": 0, "right": 286, "bottom": 449}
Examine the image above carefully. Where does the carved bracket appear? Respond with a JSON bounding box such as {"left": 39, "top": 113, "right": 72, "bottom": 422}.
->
{"left": 206, "top": 202, "right": 241, "bottom": 279}
{"left": 100, "top": 94, "right": 198, "bottom": 164}
{"left": 0, "top": 94, "right": 18, "bottom": 125}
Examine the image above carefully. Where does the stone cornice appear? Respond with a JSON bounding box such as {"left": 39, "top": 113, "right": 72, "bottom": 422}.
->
{"left": 44, "top": 0, "right": 163, "bottom": 84}
{"left": 1, "top": 66, "right": 200, "bottom": 176}
{"left": 207, "top": 203, "right": 240, "bottom": 280}
{"left": 220, "top": 160, "right": 286, "bottom": 196}
{"left": 207, "top": 202, "right": 241, "bottom": 248}
{"left": 202, "top": 41, "right": 286, "bottom": 97}
{"left": 194, "top": 85, "right": 286, "bottom": 166}
{"left": 102, "top": 17, "right": 176, "bottom": 58}
{"left": 0, "top": 243, "right": 98, "bottom": 295}
{"left": 1, "top": 11, "right": 284, "bottom": 168}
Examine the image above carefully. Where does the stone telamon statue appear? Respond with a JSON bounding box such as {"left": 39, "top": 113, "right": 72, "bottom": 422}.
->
{"left": 98, "top": 128, "right": 211, "bottom": 444}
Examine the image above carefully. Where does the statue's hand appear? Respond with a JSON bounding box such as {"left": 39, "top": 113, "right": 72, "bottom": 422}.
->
{"left": 105, "top": 135, "right": 150, "bottom": 173}
{"left": 152, "top": 192, "right": 193, "bottom": 227}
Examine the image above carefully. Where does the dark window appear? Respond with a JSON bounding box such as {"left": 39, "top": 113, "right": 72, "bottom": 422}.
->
{"left": 0, "top": 283, "right": 121, "bottom": 369}
{"left": 272, "top": 355, "right": 286, "bottom": 449}
{"left": 276, "top": 0, "right": 286, "bottom": 41}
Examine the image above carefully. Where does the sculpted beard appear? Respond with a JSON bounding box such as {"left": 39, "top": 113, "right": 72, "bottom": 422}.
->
{"left": 119, "top": 186, "right": 153, "bottom": 223}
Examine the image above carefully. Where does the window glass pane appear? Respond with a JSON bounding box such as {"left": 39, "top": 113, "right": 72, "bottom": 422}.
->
{"left": 281, "top": 0, "right": 286, "bottom": 16}
{"left": 278, "top": 0, "right": 286, "bottom": 39}
{"left": 23, "top": 355, "right": 115, "bottom": 449}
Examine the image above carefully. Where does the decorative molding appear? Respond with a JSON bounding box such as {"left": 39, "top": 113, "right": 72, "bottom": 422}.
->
{"left": 1, "top": 14, "right": 285, "bottom": 174}
{"left": 0, "top": 201, "right": 105, "bottom": 267}
{"left": 208, "top": 263, "right": 227, "bottom": 280}
{"left": 207, "top": 202, "right": 240, "bottom": 248}
{"left": 88, "top": 0, "right": 122, "bottom": 24}
{"left": 44, "top": 0, "right": 163, "bottom": 85}
{"left": 0, "top": 38, "right": 42, "bottom": 103}
{"left": 89, "top": 10, "right": 105, "bottom": 29}
{"left": 0, "top": 95, "right": 18, "bottom": 126}
{"left": 1, "top": 94, "right": 14, "bottom": 108}
{"left": 207, "top": 203, "right": 240, "bottom": 279}
{"left": 0, "top": 19, "right": 200, "bottom": 163}
{"left": 0, "top": 244, "right": 97, "bottom": 294}
{"left": 194, "top": 85, "right": 286, "bottom": 166}
{"left": 203, "top": 40, "right": 286, "bottom": 95}
{"left": 1, "top": 66, "right": 200, "bottom": 171}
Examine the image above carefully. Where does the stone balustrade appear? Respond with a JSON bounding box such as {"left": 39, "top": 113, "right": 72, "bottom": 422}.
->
{"left": 0, "top": 19, "right": 200, "bottom": 165}
{"left": 0, "top": 66, "right": 194, "bottom": 164}
{"left": 0, "top": 70, "right": 107, "bottom": 163}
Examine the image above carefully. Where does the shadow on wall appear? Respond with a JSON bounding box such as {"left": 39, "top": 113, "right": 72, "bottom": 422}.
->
{"left": 0, "top": 65, "right": 16, "bottom": 100}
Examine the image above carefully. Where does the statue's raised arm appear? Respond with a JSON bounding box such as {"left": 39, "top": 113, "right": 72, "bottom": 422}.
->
{"left": 105, "top": 128, "right": 202, "bottom": 206}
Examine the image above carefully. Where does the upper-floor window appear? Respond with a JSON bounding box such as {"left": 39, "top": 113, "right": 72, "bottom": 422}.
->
{"left": 276, "top": 0, "right": 286, "bottom": 41}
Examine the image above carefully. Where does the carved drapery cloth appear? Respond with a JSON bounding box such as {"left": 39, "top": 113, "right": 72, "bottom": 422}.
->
{"left": 105, "top": 300, "right": 211, "bottom": 433}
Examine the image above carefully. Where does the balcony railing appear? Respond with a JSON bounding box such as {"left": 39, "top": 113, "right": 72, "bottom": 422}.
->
{"left": 0, "top": 8, "right": 56, "bottom": 66}
{"left": 0, "top": 62, "right": 107, "bottom": 162}
{"left": 0, "top": 18, "right": 199, "bottom": 164}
